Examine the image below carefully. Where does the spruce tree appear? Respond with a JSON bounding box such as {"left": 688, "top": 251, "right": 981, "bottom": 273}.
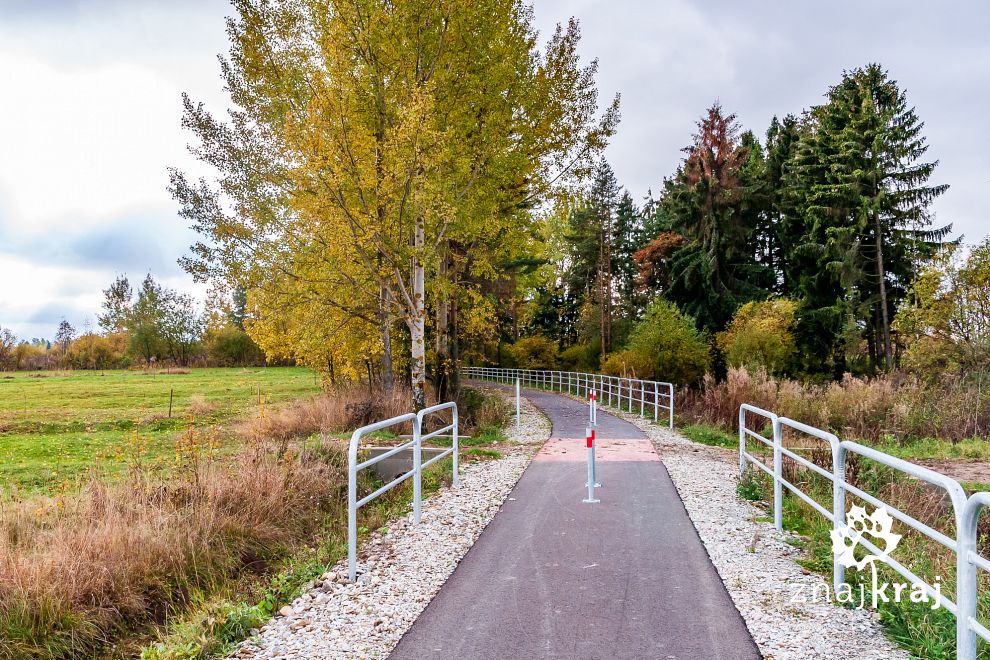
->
{"left": 612, "top": 190, "right": 645, "bottom": 319}
{"left": 661, "top": 103, "right": 770, "bottom": 332}
{"left": 786, "top": 64, "right": 951, "bottom": 372}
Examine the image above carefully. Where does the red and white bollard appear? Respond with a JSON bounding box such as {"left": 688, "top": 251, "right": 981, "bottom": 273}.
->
{"left": 589, "top": 389, "right": 598, "bottom": 427}
{"left": 583, "top": 427, "right": 600, "bottom": 502}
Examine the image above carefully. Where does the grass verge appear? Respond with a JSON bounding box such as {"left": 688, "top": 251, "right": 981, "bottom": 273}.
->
{"left": 0, "top": 383, "right": 507, "bottom": 659}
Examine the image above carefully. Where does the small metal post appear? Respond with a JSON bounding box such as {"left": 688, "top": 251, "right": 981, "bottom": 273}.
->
{"left": 516, "top": 378, "right": 522, "bottom": 431}
{"left": 832, "top": 443, "right": 846, "bottom": 592}
{"left": 452, "top": 406, "right": 460, "bottom": 488}
{"left": 348, "top": 435, "right": 358, "bottom": 581}
{"left": 772, "top": 417, "right": 783, "bottom": 532}
{"left": 413, "top": 416, "right": 423, "bottom": 523}
{"left": 738, "top": 407, "right": 747, "bottom": 479}
{"left": 583, "top": 427, "right": 600, "bottom": 503}
{"left": 668, "top": 385, "right": 674, "bottom": 429}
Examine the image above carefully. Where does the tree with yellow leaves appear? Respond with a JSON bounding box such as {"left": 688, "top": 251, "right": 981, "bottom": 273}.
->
{"left": 171, "top": 0, "right": 617, "bottom": 408}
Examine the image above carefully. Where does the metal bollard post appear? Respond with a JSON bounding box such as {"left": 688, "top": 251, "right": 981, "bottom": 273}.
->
{"left": 583, "top": 427, "right": 600, "bottom": 503}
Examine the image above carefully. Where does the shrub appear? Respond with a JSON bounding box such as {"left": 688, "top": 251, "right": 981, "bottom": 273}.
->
{"left": 507, "top": 335, "right": 558, "bottom": 370}
{"left": 65, "top": 333, "right": 117, "bottom": 370}
{"left": 716, "top": 299, "right": 798, "bottom": 375}
{"left": 602, "top": 299, "right": 709, "bottom": 385}
{"left": 205, "top": 326, "right": 266, "bottom": 367}
{"left": 558, "top": 343, "right": 596, "bottom": 371}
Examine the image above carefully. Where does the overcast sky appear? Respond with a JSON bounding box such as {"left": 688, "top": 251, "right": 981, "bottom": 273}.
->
{"left": 1, "top": 1, "right": 987, "bottom": 340}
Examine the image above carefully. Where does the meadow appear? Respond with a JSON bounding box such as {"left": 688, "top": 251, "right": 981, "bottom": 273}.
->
{"left": 0, "top": 367, "right": 321, "bottom": 492}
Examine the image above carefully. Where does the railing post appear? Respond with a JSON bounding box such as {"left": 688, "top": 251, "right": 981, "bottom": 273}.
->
{"left": 833, "top": 442, "right": 846, "bottom": 592}
{"left": 516, "top": 378, "right": 522, "bottom": 431}
{"left": 959, "top": 495, "right": 984, "bottom": 660}
{"left": 348, "top": 434, "right": 358, "bottom": 582}
{"left": 738, "top": 407, "right": 746, "bottom": 479}
{"left": 653, "top": 382, "right": 659, "bottom": 421}
{"left": 452, "top": 406, "right": 460, "bottom": 488}
{"left": 772, "top": 416, "right": 783, "bottom": 533}
{"left": 640, "top": 381, "right": 645, "bottom": 417}
{"left": 628, "top": 379, "right": 633, "bottom": 413}
{"left": 413, "top": 415, "right": 423, "bottom": 523}
{"left": 668, "top": 384, "right": 674, "bottom": 429}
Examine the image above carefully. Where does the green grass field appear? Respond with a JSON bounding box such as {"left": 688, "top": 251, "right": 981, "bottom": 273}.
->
{"left": 0, "top": 367, "right": 321, "bottom": 492}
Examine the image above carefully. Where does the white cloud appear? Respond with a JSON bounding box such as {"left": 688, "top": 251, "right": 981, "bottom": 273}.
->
{"left": 0, "top": 0, "right": 987, "bottom": 341}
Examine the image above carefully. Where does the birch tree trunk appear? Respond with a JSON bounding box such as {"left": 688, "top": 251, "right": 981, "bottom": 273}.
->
{"left": 409, "top": 216, "right": 427, "bottom": 411}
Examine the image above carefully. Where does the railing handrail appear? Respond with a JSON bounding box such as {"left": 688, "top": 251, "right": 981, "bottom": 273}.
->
{"left": 739, "top": 401, "right": 989, "bottom": 659}
{"left": 462, "top": 367, "right": 675, "bottom": 429}
{"left": 348, "top": 402, "right": 459, "bottom": 581}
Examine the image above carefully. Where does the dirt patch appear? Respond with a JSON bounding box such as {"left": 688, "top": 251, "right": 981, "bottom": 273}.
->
{"left": 918, "top": 459, "right": 990, "bottom": 487}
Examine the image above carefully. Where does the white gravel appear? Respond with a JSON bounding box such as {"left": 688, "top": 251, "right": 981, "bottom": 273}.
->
{"left": 478, "top": 385, "right": 552, "bottom": 444}
{"left": 234, "top": 382, "right": 906, "bottom": 660}
{"left": 611, "top": 410, "right": 908, "bottom": 660}
{"left": 229, "top": 398, "right": 545, "bottom": 660}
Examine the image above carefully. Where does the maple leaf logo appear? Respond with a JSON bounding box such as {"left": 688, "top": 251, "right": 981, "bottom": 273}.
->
{"left": 831, "top": 505, "right": 902, "bottom": 571}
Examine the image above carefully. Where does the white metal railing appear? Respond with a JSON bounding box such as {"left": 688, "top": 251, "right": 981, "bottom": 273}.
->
{"left": 739, "top": 403, "right": 988, "bottom": 658}
{"left": 348, "top": 402, "right": 459, "bottom": 581}
{"left": 462, "top": 367, "right": 674, "bottom": 429}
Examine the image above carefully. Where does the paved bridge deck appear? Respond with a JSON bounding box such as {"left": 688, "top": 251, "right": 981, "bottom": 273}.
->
{"left": 389, "top": 386, "right": 760, "bottom": 659}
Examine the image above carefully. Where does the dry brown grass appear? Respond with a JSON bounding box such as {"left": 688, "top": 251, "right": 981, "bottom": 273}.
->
{"left": 680, "top": 367, "right": 990, "bottom": 443}
{"left": 187, "top": 393, "right": 216, "bottom": 417}
{"left": 246, "top": 385, "right": 417, "bottom": 443}
{"left": 0, "top": 426, "right": 350, "bottom": 659}
{"left": 0, "top": 381, "right": 499, "bottom": 659}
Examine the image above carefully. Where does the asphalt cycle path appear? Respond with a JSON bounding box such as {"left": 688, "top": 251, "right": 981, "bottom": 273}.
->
{"left": 389, "top": 385, "right": 760, "bottom": 660}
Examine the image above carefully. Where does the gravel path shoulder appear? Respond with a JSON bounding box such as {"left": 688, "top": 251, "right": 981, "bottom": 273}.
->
{"left": 608, "top": 409, "right": 908, "bottom": 660}
{"left": 473, "top": 384, "right": 552, "bottom": 444}
{"left": 230, "top": 390, "right": 546, "bottom": 660}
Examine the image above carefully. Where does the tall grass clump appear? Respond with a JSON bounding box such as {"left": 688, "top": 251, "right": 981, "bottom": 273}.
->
{"left": 680, "top": 366, "right": 990, "bottom": 444}
{"left": 0, "top": 382, "right": 501, "bottom": 659}
{"left": 245, "top": 384, "right": 414, "bottom": 442}
{"left": 0, "top": 425, "right": 352, "bottom": 659}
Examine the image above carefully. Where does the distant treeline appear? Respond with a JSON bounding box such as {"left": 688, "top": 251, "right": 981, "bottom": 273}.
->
{"left": 0, "top": 274, "right": 281, "bottom": 371}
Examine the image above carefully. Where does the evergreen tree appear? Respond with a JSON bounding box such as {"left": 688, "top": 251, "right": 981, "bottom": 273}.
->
{"left": 661, "top": 103, "right": 771, "bottom": 332}
{"left": 54, "top": 319, "right": 75, "bottom": 356}
{"left": 563, "top": 160, "right": 620, "bottom": 352}
{"left": 786, "top": 64, "right": 951, "bottom": 372}
{"left": 612, "top": 190, "right": 645, "bottom": 319}
{"left": 763, "top": 115, "right": 801, "bottom": 293}
{"left": 128, "top": 275, "right": 165, "bottom": 364}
